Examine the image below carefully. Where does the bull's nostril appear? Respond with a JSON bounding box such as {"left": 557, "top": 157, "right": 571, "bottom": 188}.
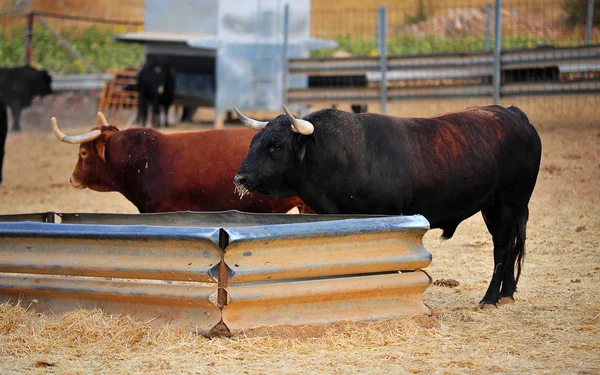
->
{"left": 234, "top": 174, "right": 247, "bottom": 186}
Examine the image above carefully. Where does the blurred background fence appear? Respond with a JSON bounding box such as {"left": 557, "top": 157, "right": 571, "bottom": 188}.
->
{"left": 301, "top": 0, "right": 600, "bottom": 127}
{"left": 1, "top": 0, "right": 599, "bottom": 127}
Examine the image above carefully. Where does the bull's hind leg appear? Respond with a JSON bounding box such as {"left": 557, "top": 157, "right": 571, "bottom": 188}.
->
{"left": 498, "top": 207, "right": 529, "bottom": 305}
{"left": 480, "top": 202, "right": 521, "bottom": 308}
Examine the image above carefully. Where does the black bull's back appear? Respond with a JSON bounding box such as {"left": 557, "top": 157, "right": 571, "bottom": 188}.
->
{"left": 344, "top": 105, "right": 542, "bottom": 239}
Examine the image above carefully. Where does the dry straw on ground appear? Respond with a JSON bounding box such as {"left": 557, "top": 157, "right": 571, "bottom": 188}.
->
{"left": 0, "top": 96, "right": 599, "bottom": 374}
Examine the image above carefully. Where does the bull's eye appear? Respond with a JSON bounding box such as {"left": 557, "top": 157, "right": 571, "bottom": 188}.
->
{"left": 269, "top": 143, "right": 282, "bottom": 153}
{"left": 80, "top": 150, "right": 89, "bottom": 158}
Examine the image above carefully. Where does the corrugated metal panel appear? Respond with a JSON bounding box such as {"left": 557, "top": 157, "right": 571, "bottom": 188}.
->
{"left": 501, "top": 81, "right": 600, "bottom": 96}
{"left": 222, "top": 271, "right": 431, "bottom": 333}
{"left": 58, "top": 210, "right": 382, "bottom": 227}
{"left": 367, "top": 66, "right": 493, "bottom": 82}
{"left": 288, "top": 85, "right": 494, "bottom": 103}
{"left": 0, "top": 274, "right": 220, "bottom": 332}
{"left": 0, "top": 222, "right": 222, "bottom": 282}
{"left": 224, "top": 216, "right": 430, "bottom": 284}
{"left": 0, "top": 212, "right": 433, "bottom": 335}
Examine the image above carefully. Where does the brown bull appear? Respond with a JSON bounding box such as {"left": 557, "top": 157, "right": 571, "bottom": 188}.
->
{"left": 52, "top": 113, "right": 313, "bottom": 214}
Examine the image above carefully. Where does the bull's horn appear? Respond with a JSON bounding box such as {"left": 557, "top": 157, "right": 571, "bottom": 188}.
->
{"left": 233, "top": 106, "right": 268, "bottom": 130}
{"left": 282, "top": 105, "right": 314, "bottom": 135}
{"left": 97, "top": 111, "right": 109, "bottom": 125}
{"left": 51, "top": 117, "right": 101, "bottom": 144}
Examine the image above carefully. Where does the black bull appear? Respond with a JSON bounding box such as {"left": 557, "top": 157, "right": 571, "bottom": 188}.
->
{"left": 234, "top": 105, "right": 542, "bottom": 307}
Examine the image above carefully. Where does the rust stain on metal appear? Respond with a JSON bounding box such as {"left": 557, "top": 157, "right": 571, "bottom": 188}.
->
{"left": 222, "top": 271, "right": 432, "bottom": 333}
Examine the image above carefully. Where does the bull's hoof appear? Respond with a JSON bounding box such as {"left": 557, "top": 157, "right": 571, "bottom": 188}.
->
{"left": 498, "top": 296, "right": 515, "bottom": 305}
{"left": 478, "top": 302, "right": 498, "bottom": 310}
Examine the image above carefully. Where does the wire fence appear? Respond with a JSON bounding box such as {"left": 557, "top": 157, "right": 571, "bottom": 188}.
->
{"left": 311, "top": 0, "right": 599, "bottom": 57}
{"left": 1, "top": 9, "right": 143, "bottom": 74}
{"left": 304, "top": 0, "right": 600, "bottom": 127}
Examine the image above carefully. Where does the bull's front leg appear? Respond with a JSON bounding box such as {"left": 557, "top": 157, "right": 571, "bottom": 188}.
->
{"left": 151, "top": 98, "right": 160, "bottom": 128}
{"left": 138, "top": 96, "right": 148, "bottom": 127}
{"left": 9, "top": 104, "right": 22, "bottom": 132}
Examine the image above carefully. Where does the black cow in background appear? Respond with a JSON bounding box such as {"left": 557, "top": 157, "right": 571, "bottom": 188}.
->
{"left": 0, "top": 66, "right": 53, "bottom": 132}
{"left": 136, "top": 62, "right": 176, "bottom": 128}
{"left": 0, "top": 99, "right": 7, "bottom": 185}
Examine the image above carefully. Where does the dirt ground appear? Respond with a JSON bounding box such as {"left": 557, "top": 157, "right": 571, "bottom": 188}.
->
{"left": 0, "top": 97, "right": 599, "bottom": 374}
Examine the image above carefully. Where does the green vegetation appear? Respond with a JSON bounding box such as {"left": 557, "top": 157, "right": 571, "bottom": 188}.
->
{"left": 311, "top": 33, "right": 577, "bottom": 58}
{"left": 0, "top": 25, "right": 143, "bottom": 73}
{"left": 0, "top": 23, "right": 582, "bottom": 69}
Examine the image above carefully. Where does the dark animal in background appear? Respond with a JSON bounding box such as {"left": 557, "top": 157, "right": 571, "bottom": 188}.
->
{"left": 233, "top": 104, "right": 542, "bottom": 308}
{"left": 136, "top": 62, "right": 176, "bottom": 128}
{"left": 52, "top": 113, "right": 313, "bottom": 214}
{"left": 0, "top": 66, "right": 53, "bottom": 132}
{"left": 0, "top": 100, "right": 7, "bottom": 184}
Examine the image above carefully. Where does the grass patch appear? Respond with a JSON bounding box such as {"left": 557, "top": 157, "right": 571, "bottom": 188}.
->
{"left": 0, "top": 25, "right": 143, "bottom": 73}
{"left": 311, "top": 33, "right": 580, "bottom": 58}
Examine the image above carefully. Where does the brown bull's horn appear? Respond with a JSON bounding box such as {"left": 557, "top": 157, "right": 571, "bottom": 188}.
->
{"left": 282, "top": 104, "right": 314, "bottom": 135}
{"left": 233, "top": 106, "right": 268, "bottom": 130}
{"left": 97, "top": 111, "right": 109, "bottom": 126}
{"left": 52, "top": 117, "right": 101, "bottom": 144}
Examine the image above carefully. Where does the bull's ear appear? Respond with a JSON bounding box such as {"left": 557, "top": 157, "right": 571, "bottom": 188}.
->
{"left": 94, "top": 131, "right": 112, "bottom": 162}
{"left": 95, "top": 126, "right": 119, "bottom": 161}
{"left": 294, "top": 134, "right": 311, "bottom": 163}
{"left": 95, "top": 137, "right": 108, "bottom": 162}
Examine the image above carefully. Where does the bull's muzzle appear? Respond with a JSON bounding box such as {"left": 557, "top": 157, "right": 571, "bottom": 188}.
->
{"left": 233, "top": 174, "right": 251, "bottom": 199}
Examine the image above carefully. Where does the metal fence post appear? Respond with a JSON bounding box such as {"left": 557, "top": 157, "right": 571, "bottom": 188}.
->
{"left": 586, "top": 0, "right": 595, "bottom": 45}
{"left": 378, "top": 6, "right": 388, "bottom": 114}
{"left": 282, "top": 3, "right": 290, "bottom": 106}
{"left": 484, "top": 3, "right": 492, "bottom": 52}
{"left": 24, "top": 12, "right": 34, "bottom": 66}
{"left": 493, "top": 0, "right": 502, "bottom": 105}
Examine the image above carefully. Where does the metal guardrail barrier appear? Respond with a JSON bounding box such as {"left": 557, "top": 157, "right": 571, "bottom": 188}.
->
{"left": 51, "top": 74, "right": 113, "bottom": 91}
{"left": 288, "top": 45, "right": 600, "bottom": 105}
{"left": 0, "top": 211, "right": 432, "bottom": 335}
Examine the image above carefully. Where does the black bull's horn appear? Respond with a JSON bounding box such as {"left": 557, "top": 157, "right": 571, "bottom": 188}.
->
{"left": 282, "top": 104, "right": 314, "bottom": 135}
{"left": 233, "top": 105, "right": 315, "bottom": 135}
{"left": 233, "top": 107, "right": 268, "bottom": 130}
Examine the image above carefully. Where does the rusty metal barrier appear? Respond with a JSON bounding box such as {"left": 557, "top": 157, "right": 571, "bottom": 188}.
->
{"left": 97, "top": 69, "right": 139, "bottom": 127}
{"left": 0, "top": 211, "right": 432, "bottom": 335}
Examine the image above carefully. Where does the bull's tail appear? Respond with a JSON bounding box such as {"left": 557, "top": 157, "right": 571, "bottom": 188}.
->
{"left": 514, "top": 207, "right": 528, "bottom": 285}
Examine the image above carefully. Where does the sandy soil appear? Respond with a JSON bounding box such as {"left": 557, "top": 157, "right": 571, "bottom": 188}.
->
{"left": 0, "top": 102, "right": 599, "bottom": 374}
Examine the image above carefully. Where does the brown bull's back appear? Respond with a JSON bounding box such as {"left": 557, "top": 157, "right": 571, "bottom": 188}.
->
{"left": 101, "top": 127, "right": 310, "bottom": 213}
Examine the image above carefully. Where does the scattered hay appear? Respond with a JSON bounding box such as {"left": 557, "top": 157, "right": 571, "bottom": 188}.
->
{"left": 238, "top": 314, "right": 439, "bottom": 340}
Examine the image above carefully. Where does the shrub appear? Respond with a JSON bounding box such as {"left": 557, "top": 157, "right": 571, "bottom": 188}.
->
{"left": 0, "top": 25, "right": 143, "bottom": 73}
